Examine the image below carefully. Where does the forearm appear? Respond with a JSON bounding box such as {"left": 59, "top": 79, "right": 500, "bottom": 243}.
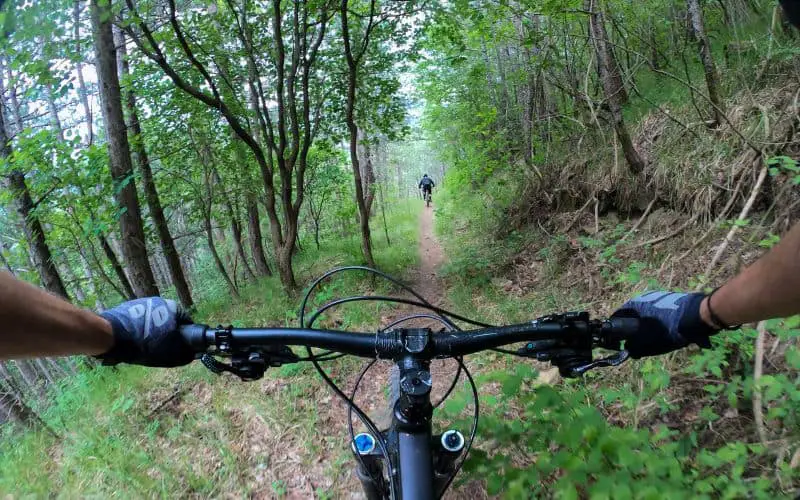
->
{"left": 0, "top": 271, "right": 113, "bottom": 359}
{"left": 706, "top": 222, "right": 800, "bottom": 326}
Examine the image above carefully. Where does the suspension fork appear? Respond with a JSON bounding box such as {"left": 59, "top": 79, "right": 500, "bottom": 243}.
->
{"left": 353, "top": 432, "right": 389, "bottom": 500}
{"left": 394, "top": 355, "right": 435, "bottom": 500}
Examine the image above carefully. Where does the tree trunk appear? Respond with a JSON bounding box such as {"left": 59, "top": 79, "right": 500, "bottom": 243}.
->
{"left": 34, "top": 359, "right": 57, "bottom": 386}
{"left": 91, "top": 0, "right": 158, "bottom": 297}
{"left": 2, "top": 60, "right": 22, "bottom": 132}
{"left": 44, "top": 83, "right": 64, "bottom": 141}
{"left": 246, "top": 193, "right": 272, "bottom": 276}
{"left": 687, "top": 0, "right": 724, "bottom": 126}
{"left": 7, "top": 172, "right": 71, "bottom": 299}
{"left": 341, "top": 3, "right": 376, "bottom": 268}
{"left": 99, "top": 235, "right": 135, "bottom": 299}
{"left": 115, "top": 28, "right": 193, "bottom": 308}
{"left": 275, "top": 246, "right": 295, "bottom": 293}
{"left": 204, "top": 209, "right": 239, "bottom": 298}
{"left": 12, "top": 360, "right": 40, "bottom": 394}
{"left": 0, "top": 74, "right": 70, "bottom": 298}
{"left": 586, "top": 0, "right": 645, "bottom": 175}
{"left": 76, "top": 242, "right": 105, "bottom": 310}
{"left": 211, "top": 167, "right": 255, "bottom": 280}
{"left": 61, "top": 259, "right": 87, "bottom": 304}
{"left": 0, "top": 241, "right": 13, "bottom": 274}
{"left": 357, "top": 128, "right": 377, "bottom": 216}
{"left": 0, "top": 364, "right": 39, "bottom": 426}
{"left": 73, "top": 0, "right": 94, "bottom": 145}
{"left": 586, "top": 0, "right": 628, "bottom": 105}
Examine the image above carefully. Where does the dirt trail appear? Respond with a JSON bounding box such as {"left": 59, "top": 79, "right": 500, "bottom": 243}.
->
{"left": 236, "top": 204, "right": 485, "bottom": 499}
{"left": 415, "top": 204, "right": 446, "bottom": 302}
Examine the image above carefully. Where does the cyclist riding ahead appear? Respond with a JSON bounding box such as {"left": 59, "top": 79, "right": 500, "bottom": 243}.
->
{"left": 418, "top": 174, "right": 434, "bottom": 206}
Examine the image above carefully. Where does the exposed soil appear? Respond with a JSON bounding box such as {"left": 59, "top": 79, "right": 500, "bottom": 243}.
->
{"left": 226, "top": 203, "right": 485, "bottom": 499}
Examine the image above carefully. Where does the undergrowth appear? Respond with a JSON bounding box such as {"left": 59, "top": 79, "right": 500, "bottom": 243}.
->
{"left": 435, "top": 176, "right": 800, "bottom": 497}
{"left": 0, "top": 200, "right": 420, "bottom": 496}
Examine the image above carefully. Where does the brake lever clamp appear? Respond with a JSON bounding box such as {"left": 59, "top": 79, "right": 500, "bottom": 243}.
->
{"left": 200, "top": 346, "right": 299, "bottom": 381}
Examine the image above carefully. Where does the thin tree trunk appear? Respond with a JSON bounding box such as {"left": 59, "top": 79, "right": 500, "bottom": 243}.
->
{"left": 357, "top": 128, "right": 377, "bottom": 215}
{"left": 44, "top": 83, "right": 65, "bottom": 141}
{"left": 6, "top": 172, "right": 71, "bottom": 299}
{"left": 73, "top": 0, "right": 94, "bottom": 145}
{"left": 0, "top": 72, "right": 70, "bottom": 299}
{"left": 204, "top": 209, "right": 239, "bottom": 298}
{"left": 687, "top": 0, "right": 724, "bottom": 126}
{"left": 586, "top": 0, "right": 644, "bottom": 175}
{"left": 12, "top": 360, "right": 40, "bottom": 394}
{"left": 33, "top": 359, "right": 57, "bottom": 386}
{"left": 0, "top": 241, "right": 13, "bottom": 274}
{"left": 341, "top": 1, "right": 376, "bottom": 268}
{"left": 114, "top": 28, "right": 193, "bottom": 308}
{"left": 91, "top": 0, "right": 158, "bottom": 297}
{"left": 99, "top": 235, "right": 135, "bottom": 299}
{"left": 211, "top": 167, "right": 255, "bottom": 280}
{"left": 246, "top": 193, "right": 272, "bottom": 276}
{"left": 76, "top": 242, "right": 105, "bottom": 310}
{"left": 3, "top": 60, "right": 22, "bottom": 132}
{"left": 587, "top": 0, "right": 628, "bottom": 105}
{"left": 0, "top": 364, "right": 41, "bottom": 427}
{"left": 378, "top": 180, "right": 390, "bottom": 246}
{"left": 61, "top": 259, "right": 87, "bottom": 304}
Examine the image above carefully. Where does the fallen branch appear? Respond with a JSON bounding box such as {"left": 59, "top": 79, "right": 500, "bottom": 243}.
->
{"left": 627, "top": 212, "right": 699, "bottom": 250}
{"left": 620, "top": 197, "right": 657, "bottom": 242}
{"left": 701, "top": 162, "right": 768, "bottom": 283}
{"left": 562, "top": 196, "right": 595, "bottom": 233}
{"left": 753, "top": 321, "right": 768, "bottom": 446}
{"left": 147, "top": 387, "right": 188, "bottom": 417}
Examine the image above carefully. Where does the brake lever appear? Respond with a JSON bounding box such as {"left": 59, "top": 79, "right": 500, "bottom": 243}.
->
{"left": 518, "top": 341, "right": 630, "bottom": 378}
{"left": 565, "top": 350, "right": 630, "bottom": 377}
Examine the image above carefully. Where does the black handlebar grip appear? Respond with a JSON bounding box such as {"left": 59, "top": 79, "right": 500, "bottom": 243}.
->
{"left": 180, "top": 324, "right": 210, "bottom": 352}
{"left": 605, "top": 317, "right": 640, "bottom": 345}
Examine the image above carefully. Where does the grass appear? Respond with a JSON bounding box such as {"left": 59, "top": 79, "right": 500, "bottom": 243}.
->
{"left": 433, "top": 166, "right": 800, "bottom": 497}
{"left": 0, "top": 199, "right": 421, "bottom": 497}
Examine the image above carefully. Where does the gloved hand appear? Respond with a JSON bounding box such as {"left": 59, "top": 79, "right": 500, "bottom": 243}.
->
{"left": 612, "top": 291, "right": 719, "bottom": 358}
{"left": 97, "top": 297, "right": 194, "bottom": 367}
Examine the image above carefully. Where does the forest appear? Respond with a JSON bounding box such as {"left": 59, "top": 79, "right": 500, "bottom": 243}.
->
{"left": 1, "top": 0, "right": 799, "bottom": 497}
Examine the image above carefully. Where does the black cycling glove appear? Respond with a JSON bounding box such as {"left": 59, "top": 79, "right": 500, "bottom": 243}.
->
{"left": 97, "top": 297, "right": 194, "bottom": 367}
{"left": 612, "top": 291, "right": 719, "bottom": 358}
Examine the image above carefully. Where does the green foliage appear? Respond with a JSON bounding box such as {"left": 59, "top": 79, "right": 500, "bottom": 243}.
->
{"left": 0, "top": 201, "right": 420, "bottom": 496}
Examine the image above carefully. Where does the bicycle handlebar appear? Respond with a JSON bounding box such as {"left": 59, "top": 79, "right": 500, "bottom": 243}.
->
{"left": 180, "top": 313, "right": 640, "bottom": 361}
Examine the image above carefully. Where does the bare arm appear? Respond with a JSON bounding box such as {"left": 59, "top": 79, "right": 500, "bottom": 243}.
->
{"left": 701, "top": 222, "right": 800, "bottom": 327}
{"left": 0, "top": 271, "right": 113, "bottom": 359}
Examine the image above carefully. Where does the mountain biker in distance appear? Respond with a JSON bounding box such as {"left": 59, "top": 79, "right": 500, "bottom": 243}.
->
{"left": 418, "top": 174, "right": 434, "bottom": 203}
{"left": 1, "top": 1, "right": 800, "bottom": 368}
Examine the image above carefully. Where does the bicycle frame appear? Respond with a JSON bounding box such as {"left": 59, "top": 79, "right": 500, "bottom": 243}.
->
{"left": 181, "top": 311, "right": 638, "bottom": 499}
{"left": 354, "top": 355, "right": 463, "bottom": 499}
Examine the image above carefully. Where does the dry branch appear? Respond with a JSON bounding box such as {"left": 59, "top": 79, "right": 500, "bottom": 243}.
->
{"left": 147, "top": 387, "right": 188, "bottom": 417}
{"left": 562, "top": 196, "right": 595, "bottom": 233}
{"left": 627, "top": 212, "right": 699, "bottom": 250}
{"left": 620, "top": 197, "right": 657, "bottom": 242}
{"left": 753, "top": 321, "right": 768, "bottom": 445}
{"left": 700, "top": 162, "right": 768, "bottom": 283}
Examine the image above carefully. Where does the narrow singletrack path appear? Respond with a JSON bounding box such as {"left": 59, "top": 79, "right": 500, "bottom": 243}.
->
{"left": 242, "top": 202, "right": 486, "bottom": 499}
